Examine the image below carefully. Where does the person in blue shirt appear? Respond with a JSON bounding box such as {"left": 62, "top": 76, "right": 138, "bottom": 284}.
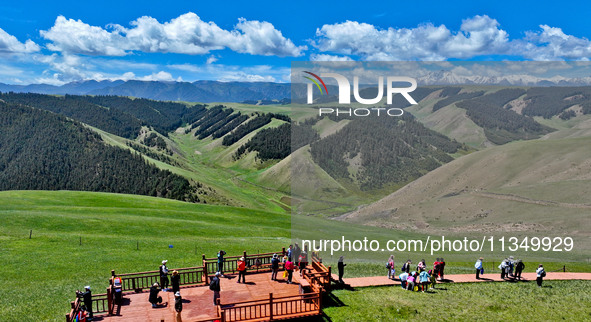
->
{"left": 419, "top": 269, "right": 431, "bottom": 292}
{"left": 217, "top": 250, "right": 226, "bottom": 277}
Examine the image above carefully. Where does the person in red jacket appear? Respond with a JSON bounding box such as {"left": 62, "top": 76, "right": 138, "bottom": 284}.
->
{"left": 285, "top": 257, "right": 295, "bottom": 284}
{"left": 237, "top": 257, "right": 247, "bottom": 283}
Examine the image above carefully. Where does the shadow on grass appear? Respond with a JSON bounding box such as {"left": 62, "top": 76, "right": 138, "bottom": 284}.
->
{"left": 331, "top": 282, "right": 354, "bottom": 291}
{"left": 322, "top": 292, "right": 347, "bottom": 308}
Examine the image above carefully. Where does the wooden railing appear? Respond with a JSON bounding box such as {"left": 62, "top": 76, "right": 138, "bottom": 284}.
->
{"left": 65, "top": 298, "right": 80, "bottom": 322}
{"left": 66, "top": 249, "right": 310, "bottom": 322}
{"left": 221, "top": 292, "right": 321, "bottom": 322}
{"left": 203, "top": 249, "right": 285, "bottom": 277}
{"left": 111, "top": 266, "right": 206, "bottom": 292}
{"left": 65, "top": 289, "right": 111, "bottom": 322}
{"left": 302, "top": 254, "right": 332, "bottom": 293}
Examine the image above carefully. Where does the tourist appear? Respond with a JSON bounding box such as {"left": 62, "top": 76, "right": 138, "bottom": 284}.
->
{"left": 406, "top": 272, "right": 416, "bottom": 291}
{"left": 76, "top": 286, "right": 93, "bottom": 319}
{"left": 387, "top": 255, "right": 395, "bottom": 280}
{"left": 402, "top": 259, "right": 411, "bottom": 274}
{"left": 499, "top": 258, "right": 507, "bottom": 279}
{"left": 419, "top": 268, "right": 430, "bottom": 292}
{"left": 210, "top": 272, "right": 221, "bottom": 305}
{"left": 113, "top": 276, "right": 123, "bottom": 305}
{"left": 429, "top": 269, "right": 437, "bottom": 289}
{"left": 171, "top": 270, "right": 180, "bottom": 293}
{"left": 76, "top": 305, "right": 88, "bottom": 322}
{"left": 174, "top": 291, "right": 183, "bottom": 322}
{"left": 217, "top": 250, "right": 226, "bottom": 277}
{"left": 515, "top": 260, "right": 525, "bottom": 280}
{"left": 399, "top": 271, "right": 409, "bottom": 289}
{"left": 338, "top": 256, "right": 346, "bottom": 284}
{"left": 475, "top": 257, "right": 484, "bottom": 279}
{"left": 149, "top": 283, "right": 163, "bottom": 308}
{"left": 439, "top": 258, "right": 446, "bottom": 280}
{"left": 293, "top": 243, "right": 302, "bottom": 268}
{"left": 417, "top": 259, "right": 426, "bottom": 272}
{"left": 160, "top": 260, "right": 170, "bottom": 291}
{"left": 299, "top": 251, "right": 308, "bottom": 276}
{"left": 287, "top": 245, "right": 293, "bottom": 260}
{"left": 271, "top": 254, "right": 280, "bottom": 281}
{"left": 237, "top": 257, "right": 247, "bottom": 283}
{"left": 285, "top": 257, "right": 295, "bottom": 284}
{"left": 508, "top": 256, "right": 515, "bottom": 277}
{"left": 433, "top": 258, "right": 441, "bottom": 278}
{"left": 536, "top": 264, "right": 546, "bottom": 287}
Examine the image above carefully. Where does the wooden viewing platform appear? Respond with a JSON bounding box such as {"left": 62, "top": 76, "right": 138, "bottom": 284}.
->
{"left": 66, "top": 250, "right": 329, "bottom": 322}
{"left": 67, "top": 251, "right": 588, "bottom": 321}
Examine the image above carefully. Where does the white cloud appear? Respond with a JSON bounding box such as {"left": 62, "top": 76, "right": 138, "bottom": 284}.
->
{"left": 40, "top": 13, "right": 306, "bottom": 57}
{"left": 0, "top": 27, "right": 39, "bottom": 54}
{"left": 310, "top": 53, "right": 353, "bottom": 61}
{"left": 518, "top": 25, "right": 591, "bottom": 60}
{"left": 169, "top": 64, "right": 200, "bottom": 72}
{"left": 313, "top": 15, "right": 509, "bottom": 60}
{"left": 206, "top": 55, "right": 218, "bottom": 64}
{"left": 313, "top": 15, "right": 591, "bottom": 61}
{"left": 217, "top": 71, "right": 276, "bottom": 82}
{"left": 139, "top": 71, "right": 180, "bottom": 82}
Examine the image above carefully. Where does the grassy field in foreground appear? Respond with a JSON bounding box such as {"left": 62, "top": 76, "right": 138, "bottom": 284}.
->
{"left": 322, "top": 280, "right": 591, "bottom": 321}
{"left": 1, "top": 190, "right": 589, "bottom": 321}
{"left": 0, "top": 190, "right": 290, "bottom": 321}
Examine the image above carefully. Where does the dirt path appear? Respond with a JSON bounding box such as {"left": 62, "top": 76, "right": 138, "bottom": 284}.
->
{"left": 471, "top": 191, "right": 591, "bottom": 209}
{"left": 334, "top": 272, "right": 591, "bottom": 288}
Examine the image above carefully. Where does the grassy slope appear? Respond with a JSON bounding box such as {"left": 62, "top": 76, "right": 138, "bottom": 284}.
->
{"left": 0, "top": 190, "right": 290, "bottom": 321}
{"left": 342, "top": 134, "right": 591, "bottom": 258}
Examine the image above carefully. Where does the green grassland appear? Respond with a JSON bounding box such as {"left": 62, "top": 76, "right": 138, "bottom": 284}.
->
{"left": 0, "top": 190, "right": 290, "bottom": 321}
{"left": 322, "top": 280, "right": 591, "bottom": 321}
{"left": 2, "top": 190, "right": 588, "bottom": 320}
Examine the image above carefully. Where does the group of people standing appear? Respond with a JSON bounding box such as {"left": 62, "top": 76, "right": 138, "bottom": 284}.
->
{"left": 146, "top": 259, "right": 183, "bottom": 320}
{"left": 485, "top": 256, "right": 545, "bottom": 287}
{"left": 386, "top": 256, "right": 444, "bottom": 292}
{"left": 387, "top": 256, "right": 446, "bottom": 282}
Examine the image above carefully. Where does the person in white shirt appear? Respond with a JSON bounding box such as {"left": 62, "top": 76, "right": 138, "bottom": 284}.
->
{"left": 399, "top": 272, "right": 409, "bottom": 289}
{"left": 160, "top": 260, "right": 170, "bottom": 291}
{"left": 536, "top": 264, "right": 546, "bottom": 287}
{"left": 475, "top": 257, "right": 484, "bottom": 279}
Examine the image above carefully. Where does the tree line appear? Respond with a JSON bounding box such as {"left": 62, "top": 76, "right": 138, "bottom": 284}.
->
{"left": 0, "top": 102, "right": 201, "bottom": 202}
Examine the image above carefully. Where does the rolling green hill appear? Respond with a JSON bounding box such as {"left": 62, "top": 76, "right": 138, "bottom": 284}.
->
{"left": 341, "top": 134, "right": 591, "bottom": 256}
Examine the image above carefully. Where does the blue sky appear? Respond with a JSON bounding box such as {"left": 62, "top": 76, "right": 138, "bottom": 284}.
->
{"left": 1, "top": 0, "right": 591, "bottom": 85}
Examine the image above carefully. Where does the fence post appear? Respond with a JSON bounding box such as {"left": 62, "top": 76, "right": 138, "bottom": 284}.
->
{"left": 107, "top": 286, "right": 113, "bottom": 315}
{"left": 563, "top": 265, "right": 566, "bottom": 272}
{"left": 111, "top": 270, "right": 115, "bottom": 278}
{"left": 282, "top": 247, "right": 285, "bottom": 256}
{"left": 203, "top": 261, "right": 209, "bottom": 284}
{"left": 318, "top": 287, "right": 323, "bottom": 311}
{"left": 269, "top": 293, "right": 274, "bottom": 320}
{"left": 327, "top": 266, "right": 332, "bottom": 292}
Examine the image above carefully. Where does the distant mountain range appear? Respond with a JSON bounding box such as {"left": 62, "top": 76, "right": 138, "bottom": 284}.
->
{"left": 0, "top": 80, "right": 291, "bottom": 103}
{"left": 417, "top": 70, "right": 591, "bottom": 86}
{"left": 3, "top": 72, "right": 591, "bottom": 104}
